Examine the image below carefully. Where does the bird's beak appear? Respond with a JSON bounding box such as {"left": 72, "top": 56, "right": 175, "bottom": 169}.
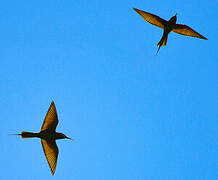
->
{"left": 175, "top": 13, "right": 178, "bottom": 16}
{"left": 66, "top": 136, "right": 73, "bottom": 140}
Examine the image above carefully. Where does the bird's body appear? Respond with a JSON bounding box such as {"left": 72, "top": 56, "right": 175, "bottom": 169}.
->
{"left": 156, "top": 14, "right": 177, "bottom": 54}
{"left": 133, "top": 8, "right": 207, "bottom": 54}
{"left": 11, "top": 101, "right": 72, "bottom": 175}
{"left": 18, "top": 130, "right": 69, "bottom": 140}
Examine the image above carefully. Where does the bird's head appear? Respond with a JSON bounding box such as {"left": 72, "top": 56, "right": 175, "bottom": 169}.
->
{"left": 169, "top": 13, "right": 177, "bottom": 23}
{"left": 56, "top": 132, "right": 72, "bottom": 140}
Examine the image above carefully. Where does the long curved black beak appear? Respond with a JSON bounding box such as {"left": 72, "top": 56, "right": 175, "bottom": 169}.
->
{"left": 66, "top": 136, "right": 73, "bottom": 140}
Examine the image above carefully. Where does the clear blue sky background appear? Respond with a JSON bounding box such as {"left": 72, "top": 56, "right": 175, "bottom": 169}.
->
{"left": 1, "top": 0, "right": 217, "bottom": 179}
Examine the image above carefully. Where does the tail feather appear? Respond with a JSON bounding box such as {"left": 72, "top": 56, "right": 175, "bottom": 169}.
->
{"left": 156, "top": 45, "right": 161, "bottom": 55}
{"left": 21, "top": 131, "right": 38, "bottom": 139}
{"left": 156, "top": 33, "right": 168, "bottom": 55}
{"left": 163, "top": 35, "right": 168, "bottom": 46}
{"left": 9, "top": 131, "right": 37, "bottom": 139}
{"left": 8, "top": 133, "right": 22, "bottom": 136}
{"left": 157, "top": 34, "right": 168, "bottom": 47}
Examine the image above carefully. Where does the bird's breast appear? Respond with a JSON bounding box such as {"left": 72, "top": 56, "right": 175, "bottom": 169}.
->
{"left": 39, "top": 130, "right": 57, "bottom": 141}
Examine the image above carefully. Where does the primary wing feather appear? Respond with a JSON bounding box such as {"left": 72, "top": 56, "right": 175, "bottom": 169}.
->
{"left": 41, "top": 101, "right": 58, "bottom": 131}
{"left": 41, "top": 139, "right": 59, "bottom": 175}
{"left": 133, "top": 8, "right": 167, "bottom": 29}
{"left": 172, "top": 24, "right": 208, "bottom": 40}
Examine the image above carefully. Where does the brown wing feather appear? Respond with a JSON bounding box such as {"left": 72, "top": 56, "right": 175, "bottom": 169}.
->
{"left": 41, "top": 101, "right": 58, "bottom": 131}
{"left": 41, "top": 139, "right": 59, "bottom": 175}
{"left": 133, "top": 8, "right": 167, "bottom": 29}
{"left": 172, "top": 24, "right": 208, "bottom": 40}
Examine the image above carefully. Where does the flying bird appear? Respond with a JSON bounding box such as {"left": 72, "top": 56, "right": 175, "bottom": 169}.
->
{"left": 133, "top": 8, "right": 208, "bottom": 54}
{"left": 11, "top": 101, "right": 72, "bottom": 175}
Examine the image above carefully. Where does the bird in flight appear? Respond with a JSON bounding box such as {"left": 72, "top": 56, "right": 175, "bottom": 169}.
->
{"left": 11, "top": 101, "right": 72, "bottom": 175}
{"left": 133, "top": 8, "right": 208, "bottom": 54}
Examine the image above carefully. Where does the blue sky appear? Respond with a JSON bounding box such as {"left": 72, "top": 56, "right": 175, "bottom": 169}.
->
{"left": 1, "top": 0, "right": 217, "bottom": 179}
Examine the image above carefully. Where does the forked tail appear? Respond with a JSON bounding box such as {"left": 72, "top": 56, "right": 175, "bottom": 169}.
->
{"left": 156, "top": 33, "right": 168, "bottom": 55}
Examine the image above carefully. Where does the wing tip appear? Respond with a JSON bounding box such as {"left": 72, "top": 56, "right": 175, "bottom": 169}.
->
{"left": 50, "top": 101, "right": 56, "bottom": 109}
{"left": 51, "top": 170, "right": 55, "bottom": 176}
{"left": 198, "top": 34, "right": 208, "bottom": 40}
{"left": 133, "top": 7, "right": 142, "bottom": 14}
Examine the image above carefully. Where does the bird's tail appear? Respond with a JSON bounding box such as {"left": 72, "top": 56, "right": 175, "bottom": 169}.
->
{"left": 9, "top": 131, "right": 38, "bottom": 139}
{"left": 156, "top": 34, "right": 168, "bottom": 55}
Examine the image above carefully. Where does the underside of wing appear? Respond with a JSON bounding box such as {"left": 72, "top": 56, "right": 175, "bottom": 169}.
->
{"left": 133, "top": 8, "right": 167, "bottom": 29}
{"left": 172, "top": 24, "right": 208, "bottom": 40}
{"left": 41, "top": 139, "right": 59, "bottom": 175}
{"left": 41, "top": 101, "right": 58, "bottom": 131}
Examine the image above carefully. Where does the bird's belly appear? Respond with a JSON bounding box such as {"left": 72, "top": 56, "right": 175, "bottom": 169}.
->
{"left": 39, "top": 130, "right": 56, "bottom": 141}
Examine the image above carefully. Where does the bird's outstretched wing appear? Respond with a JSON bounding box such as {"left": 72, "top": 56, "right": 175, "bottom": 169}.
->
{"left": 41, "top": 139, "right": 59, "bottom": 175}
{"left": 172, "top": 24, "right": 208, "bottom": 40}
{"left": 133, "top": 8, "right": 167, "bottom": 29}
{"left": 41, "top": 101, "right": 58, "bottom": 131}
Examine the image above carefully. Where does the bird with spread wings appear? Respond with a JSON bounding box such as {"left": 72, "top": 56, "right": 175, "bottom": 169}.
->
{"left": 133, "top": 8, "right": 207, "bottom": 54}
{"left": 11, "top": 101, "right": 72, "bottom": 175}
